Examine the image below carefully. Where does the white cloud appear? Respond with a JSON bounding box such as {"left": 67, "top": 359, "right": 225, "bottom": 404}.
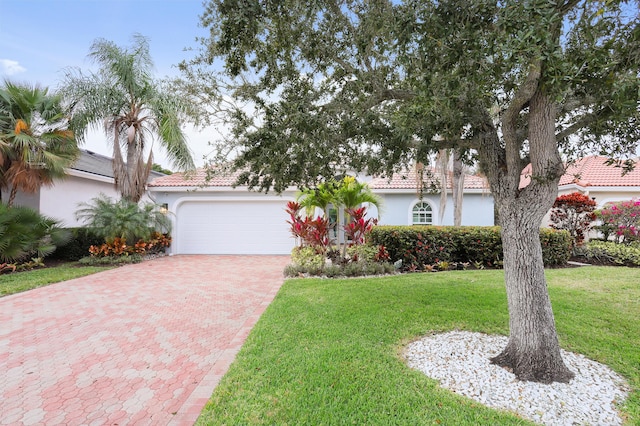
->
{"left": 0, "top": 59, "right": 26, "bottom": 76}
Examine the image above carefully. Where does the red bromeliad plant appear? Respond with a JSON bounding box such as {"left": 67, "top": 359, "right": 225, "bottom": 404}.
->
{"left": 549, "top": 192, "right": 596, "bottom": 247}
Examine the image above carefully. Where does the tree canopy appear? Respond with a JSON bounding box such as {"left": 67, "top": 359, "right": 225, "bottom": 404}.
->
{"left": 0, "top": 80, "right": 79, "bottom": 206}
{"left": 185, "top": 0, "right": 639, "bottom": 383}
{"left": 188, "top": 0, "right": 638, "bottom": 193}
{"left": 62, "top": 34, "right": 195, "bottom": 202}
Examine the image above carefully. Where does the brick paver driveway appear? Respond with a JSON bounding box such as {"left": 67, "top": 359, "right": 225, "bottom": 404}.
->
{"left": 0, "top": 255, "right": 290, "bottom": 425}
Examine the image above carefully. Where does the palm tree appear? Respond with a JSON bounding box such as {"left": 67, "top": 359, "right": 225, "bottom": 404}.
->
{"left": 0, "top": 80, "right": 79, "bottom": 207}
{"left": 335, "top": 176, "right": 382, "bottom": 213}
{"left": 61, "top": 34, "right": 195, "bottom": 202}
{"left": 0, "top": 203, "right": 70, "bottom": 263}
{"left": 75, "top": 194, "right": 171, "bottom": 244}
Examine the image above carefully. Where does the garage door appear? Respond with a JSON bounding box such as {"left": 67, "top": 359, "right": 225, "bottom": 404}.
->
{"left": 175, "top": 200, "right": 295, "bottom": 254}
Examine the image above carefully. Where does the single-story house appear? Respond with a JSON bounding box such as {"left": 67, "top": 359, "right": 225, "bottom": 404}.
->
{"left": 519, "top": 155, "right": 639, "bottom": 228}
{"left": 147, "top": 169, "right": 298, "bottom": 255}
{"left": 367, "top": 169, "right": 494, "bottom": 227}
{"left": 554, "top": 156, "right": 639, "bottom": 208}
{"left": 2, "top": 149, "right": 164, "bottom": 227}
{"left": 148, "top": 167, "right": 495, "bottom": 255}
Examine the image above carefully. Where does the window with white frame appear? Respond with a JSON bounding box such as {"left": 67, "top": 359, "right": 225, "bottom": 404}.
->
{"left": 412, "top": 201, "right": 433, "bottom": 225}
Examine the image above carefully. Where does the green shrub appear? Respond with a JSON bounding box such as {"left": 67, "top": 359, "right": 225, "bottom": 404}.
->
{"left": 367, "top": 226, "right": 454, "bottom": 271}
{"left": 448, "top": 226, "right": 503, "bottom": 267}
{"left": 50, "top": 228, "right": 104, "bottom": 261}
{"left": 290, "top": 246, "right": 325, "bottom": 268}
{"left": 0, "top": 204, "right": 70, "bottom": 263}
{"left": 539, "top": 228, "right": 572, "bottom": 266}
{"left": 577, "top": 241, "right": 640, "bottom": 267}
{"left": 369, "top": 226, "right": 571, "bottom": 270}
{"left": 346, "top": 244, "right": 379, "bottom": 263}
{"left": 75, "top": 194, "right": 171, "bottom": 244}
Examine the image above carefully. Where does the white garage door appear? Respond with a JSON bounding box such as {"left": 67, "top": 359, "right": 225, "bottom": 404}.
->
{"left": 175, "top": 200, "right": 295, "bottom": 254}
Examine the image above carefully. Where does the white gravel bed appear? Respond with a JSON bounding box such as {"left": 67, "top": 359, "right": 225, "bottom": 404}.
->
{"left": 404, "top": 331, "right": 630, "bottom": 425}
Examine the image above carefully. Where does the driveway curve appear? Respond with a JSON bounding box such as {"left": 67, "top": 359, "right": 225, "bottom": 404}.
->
{"left": 0, "top": 255, "right": 290, "bottom": 425}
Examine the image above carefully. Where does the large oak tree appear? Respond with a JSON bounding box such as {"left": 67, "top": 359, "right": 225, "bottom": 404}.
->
{"left": 185, "top": 0, "right": 639, "bottom": 383}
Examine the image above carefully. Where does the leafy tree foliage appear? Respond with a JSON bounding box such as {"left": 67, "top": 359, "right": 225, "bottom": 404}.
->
{"left": 550, "top": 192, "right": 597, "bottom": 247}
{"left": 0, "top": 80, "right": 79, "bottom": 206}
{"left": 62, "top": 34, "right": 195, "bottom": 202}
{"left": 152, "top": 163, "right": 173, "bottom": 175}
{"left": 185, "top": 0, "right": 639, "bottom": 383}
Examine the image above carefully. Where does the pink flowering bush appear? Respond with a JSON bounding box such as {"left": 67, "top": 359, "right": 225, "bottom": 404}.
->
{"left": 596, "top": 199, "right": 640, "bottom": 244}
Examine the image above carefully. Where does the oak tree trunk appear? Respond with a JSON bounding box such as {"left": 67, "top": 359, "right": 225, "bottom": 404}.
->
{"left": 480, "top": 88, "right": 574, "bottom": 383}
{"left": 490, "top": 201, "right": 574, "bottom": 383}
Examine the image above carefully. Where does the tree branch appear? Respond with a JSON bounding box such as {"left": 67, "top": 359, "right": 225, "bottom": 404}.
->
{"left": 555, "top": 109, "right": 609, "bottom": 142}
{"left": 501, "top": 60, "right": 541, "bottom": 187}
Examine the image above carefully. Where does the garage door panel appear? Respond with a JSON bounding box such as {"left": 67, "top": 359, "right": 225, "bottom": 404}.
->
{"left": 176, "top": 200, "right": 294, "bottom": 254}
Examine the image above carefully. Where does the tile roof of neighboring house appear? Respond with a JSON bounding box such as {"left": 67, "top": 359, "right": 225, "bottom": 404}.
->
{"left": 148, "top": 167, "right": 243, "bottom": 187}
{"left": 71, "top": 150, "right": 165, "bottom": 181}
{"left": 368, "top": 168, "right": 489, "bottom": 190}
{"left": 520, "top": 156, "right": 640, "bottom": 189}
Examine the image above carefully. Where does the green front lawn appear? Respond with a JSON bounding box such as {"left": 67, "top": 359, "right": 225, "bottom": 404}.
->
{"left": 197, "top": 266, "right": 640, "bottom": 425}
{"left": 0, "top": 264, "right": 113, "bottom": 297}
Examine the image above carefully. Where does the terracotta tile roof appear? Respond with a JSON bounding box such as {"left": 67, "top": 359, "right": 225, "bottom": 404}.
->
{"left": 559, "top": 156, "right": 640, "bottom": 187}
{"left": 368, "top": 168, "right": 489, "bottom": 190}
{"left": 148, "top": 168, "right": 244, "bottom": 187}
{"left": 520, "top": 156, "right": 640, "bottom": 189}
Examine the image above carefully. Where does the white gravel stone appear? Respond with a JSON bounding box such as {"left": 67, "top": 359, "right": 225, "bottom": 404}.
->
{"left": 404, "top": 331, "right": 630, "bottom": 425}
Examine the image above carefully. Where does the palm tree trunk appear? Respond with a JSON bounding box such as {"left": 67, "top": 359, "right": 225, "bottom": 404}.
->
{"left": 8, "top": 185, "right": 17, "bottom": 207}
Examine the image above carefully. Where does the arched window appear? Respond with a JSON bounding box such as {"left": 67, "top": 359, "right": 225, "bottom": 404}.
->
{"left": 412, "top": 201, "right": 433, "bottom": 225}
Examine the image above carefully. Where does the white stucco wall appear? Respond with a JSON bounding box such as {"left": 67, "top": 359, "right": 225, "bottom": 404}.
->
{"left": 372, "top": 192, "right": 494, "bottom": 226}
{"left": 4, "top": 169, "right": 157, "bottom": 227}
{"left": 38, "top": 174, "right": 121, "bottom": 227}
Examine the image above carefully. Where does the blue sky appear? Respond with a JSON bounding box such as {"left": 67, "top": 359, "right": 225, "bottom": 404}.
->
{"left": 0, "top": 0, "right": 215, "bottom": 167}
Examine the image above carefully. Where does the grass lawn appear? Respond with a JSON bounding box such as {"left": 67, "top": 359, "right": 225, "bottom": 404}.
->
{"left": 0, "top": 263, "right": 113, "bottom": 297}
{"left": 197, "top": 266, "right": 640, "bottom": 425}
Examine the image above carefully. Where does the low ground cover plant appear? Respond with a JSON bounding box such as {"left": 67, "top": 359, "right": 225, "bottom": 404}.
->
{"left": 575, "top": 240, "right": 640, "bottom": 267}
{"left": 196, "top": 267, "right": 639, "bottom": 425}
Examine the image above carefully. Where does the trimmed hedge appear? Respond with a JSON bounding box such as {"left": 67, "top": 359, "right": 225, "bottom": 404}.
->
{"left": 49, "top": 228, "right": 104, "bottom": 261}
{"left": 368, "top": 226, "right": 571, "bottom": 270}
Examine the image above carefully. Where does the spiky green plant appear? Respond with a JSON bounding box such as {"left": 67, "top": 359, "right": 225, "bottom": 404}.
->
{"left": 75, "top": 194, "right": 171, "bottom": 244}
{"left": 0, "top": 204, "right": 70, "bottom": 263}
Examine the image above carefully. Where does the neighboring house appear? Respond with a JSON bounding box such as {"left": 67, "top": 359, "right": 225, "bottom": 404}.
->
{"left": 148, "top": 167, "right": 495, "bottom": 255}
{"left": 1, "top": 149, "right": 164, "bottom": 227}
{"left": 367, "top": 168, "right": 494, "bottom": 226}
{"left": 519, "top": 155, "right": 640, "bottom": 227}
{"left": 555, "top": 156, "right": 640, "bottom": 207}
